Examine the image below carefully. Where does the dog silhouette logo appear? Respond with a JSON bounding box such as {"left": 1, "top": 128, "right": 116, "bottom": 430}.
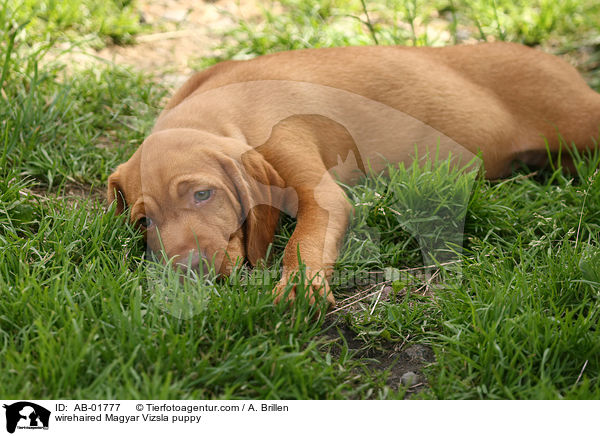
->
{"left": 3, "top": 402, "right": 50, "bottom": 433}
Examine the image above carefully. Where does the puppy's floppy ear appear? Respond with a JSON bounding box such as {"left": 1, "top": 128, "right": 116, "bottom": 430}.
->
{"left": 241, "top": 150, "right": 286, "bottom": 265}
{"left": 223, "top": 149, "right": 285, "bottom": 265}
{"left": 107, "top": 166, "right": 127, "bottom": 214}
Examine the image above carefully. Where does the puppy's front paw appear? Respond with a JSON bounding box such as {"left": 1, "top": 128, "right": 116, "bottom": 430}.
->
{"left": 273, "top": 270, "right": 335, "bottom": 307}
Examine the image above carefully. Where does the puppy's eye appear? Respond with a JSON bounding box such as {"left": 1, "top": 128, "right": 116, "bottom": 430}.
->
{"left": 137, "top": 216, "right": 153, "bottom": 229}
{"left": 194, "top": 190, "right": 212, "bottom": 203}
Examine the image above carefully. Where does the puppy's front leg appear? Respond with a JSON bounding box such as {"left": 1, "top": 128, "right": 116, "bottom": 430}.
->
{"left": 254, "top": 114, "right": 360, "bottom": 306}
{"left": 274, "top": 175, "right": 352, "bottom": 306}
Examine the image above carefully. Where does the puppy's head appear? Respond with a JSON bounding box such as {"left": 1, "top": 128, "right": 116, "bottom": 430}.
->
{"left": 107, "top": 129, "right": 285, "bottom": 275}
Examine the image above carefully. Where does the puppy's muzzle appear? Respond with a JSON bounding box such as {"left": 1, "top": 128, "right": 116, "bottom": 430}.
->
{"left": 173, "top": 249, "right": 208, "bottom": 275}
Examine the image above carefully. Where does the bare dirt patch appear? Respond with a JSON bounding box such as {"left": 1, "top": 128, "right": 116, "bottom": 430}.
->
{"left": 324, "top": 321, "right": 436, "bottom": 397}
{"left": 96, "top": 0, "right": 267, "bottom": 88}
{"left": 50, "top": 0, "right": 265, "bottom": 89}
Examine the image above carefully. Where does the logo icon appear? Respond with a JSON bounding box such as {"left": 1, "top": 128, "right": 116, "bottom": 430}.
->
{"left": 3, "top": 402, "right": 50, "bottom": 434}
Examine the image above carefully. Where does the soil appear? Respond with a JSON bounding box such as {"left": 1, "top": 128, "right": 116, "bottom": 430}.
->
{"left": 87, "top": 0, "right": 265, "bottom": 89}
{"left": 323, "top": 321, "right": 436, "bottom": 397}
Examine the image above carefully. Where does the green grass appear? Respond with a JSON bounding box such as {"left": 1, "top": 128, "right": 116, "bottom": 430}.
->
{"left": 1, "top": 0, "right": 600, "bottom": 399}
{"left": 2, "top": 0, "right": 143, "bottom": 46}
{"left": 197, "top": 0, "right": 600, "bottom": 67}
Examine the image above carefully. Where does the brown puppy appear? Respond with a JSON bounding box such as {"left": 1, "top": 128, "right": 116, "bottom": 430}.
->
{"left": 108, "top": 42, "right": 600, "bottom": 306}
